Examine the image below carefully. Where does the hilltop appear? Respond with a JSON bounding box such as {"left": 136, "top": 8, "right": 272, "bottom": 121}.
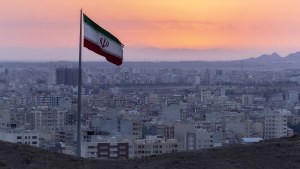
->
{"left": 1, "top": 135, "right": 300, "bottom": 169}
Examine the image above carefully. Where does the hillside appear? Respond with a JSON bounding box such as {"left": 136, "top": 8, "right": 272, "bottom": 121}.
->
{"left": 1, "top": 136, "right": 300, "bottom": 169}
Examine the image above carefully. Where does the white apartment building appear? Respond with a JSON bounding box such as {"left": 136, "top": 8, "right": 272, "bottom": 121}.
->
{"left": 185, "top": 129, "right": 214, "bottom": 151}
{"left": 120, "top": 119, "right": 143, "bottom": 140}
{"left": 242, "top": 94, "right": 254, "bottom": 106}
{"left": 81, "top": 136, "right": 182, "bottom": 159}
{"left": 205, "top": 111, "right": 244, "bottom": 122}
{"left": 28, "top": 108, "right": 66, "bottom": 131}
{"left": 225, "top": 120, "right": 254, "bottom": 138}
{"left": 287, "top": 91, "right": 299, "bottom": 103}
{"left": 264, "top": 109, "right": 290, "bottom": 139}
{"left": 146, "top": 94, "right": 164, "bottom": 106}
{"left": 81, "top": 140, "right": 131, "bottom": 159}
{"left": 222, "top": 100, "right": 241, "bottom": 110}
{"left": 201, "top": 90, "right": 214, "bottom": 103}
{"left": 133, "top": 136, "right": 182, "bottom": 158}
{"left": 161, "top": 104, "right": 181, "bottom": 122}
{"left": 35, "top": 94, "right": 71, "bottom": 109}
{"left": 0, "top": 129, "right": 40, "bottom": 146}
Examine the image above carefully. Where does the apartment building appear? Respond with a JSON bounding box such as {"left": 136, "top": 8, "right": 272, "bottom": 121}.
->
{"left": 264, "top": 109, "right": 290, "bottom": 139}
{"left": 185, "top": 130, "right": 214, "bottom": 151}
{"left": 81, "top": 136, "right": 182, "bottom": 159}
{"left": 133, "top": 136, "right": 181, "bottom": 158}
{"left": 0, "top": 129, "right": 39, "bottom": 146}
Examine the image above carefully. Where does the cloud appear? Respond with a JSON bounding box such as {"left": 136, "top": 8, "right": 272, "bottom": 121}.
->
{"left": 0, "top": 20, "right": 76, "bottom": 30}
{"left": 101, "top": 19, "right": 215, "bottom": 30}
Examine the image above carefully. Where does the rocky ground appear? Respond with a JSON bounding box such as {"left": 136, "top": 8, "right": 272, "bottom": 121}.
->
{"left": 1, "top": 136, "right": 300, "bottom": 169}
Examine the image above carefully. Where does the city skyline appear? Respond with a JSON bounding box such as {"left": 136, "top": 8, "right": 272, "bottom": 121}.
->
{"left": 1, "top": 1, "right": 300, "bottom": 61}
{"left": 0, "top": 61, "right": 299, "bottom": 159}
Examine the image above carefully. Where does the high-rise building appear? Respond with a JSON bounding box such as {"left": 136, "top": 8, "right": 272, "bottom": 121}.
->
{"left": 4, "top": 68, "right": 8, "bottom": 75}
{"left": 242, "top": 94, "right": 254, "bottom": 106}
{"left": 56, "top": 67, "right": 78, "bottom": 87}
{"left": 216, "top": 70, "right": 223, "bottom": 76}
{"left": 287, "top": 91, "right": 299, "bottom": 103}
{"left": 48, "top": 62, "right": 56, "bottom": 85}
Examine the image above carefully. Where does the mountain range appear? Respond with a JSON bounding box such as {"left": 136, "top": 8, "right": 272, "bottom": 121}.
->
{"left": 246, "top": 51, "right": 300, "bottom": 63}
{"left": 1, "top": 50, "right": 300, "bottom": 71}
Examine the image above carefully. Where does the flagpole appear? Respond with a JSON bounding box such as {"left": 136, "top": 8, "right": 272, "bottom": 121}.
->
{"left": 77, "top": 8, "right": 83, "bottom": 157}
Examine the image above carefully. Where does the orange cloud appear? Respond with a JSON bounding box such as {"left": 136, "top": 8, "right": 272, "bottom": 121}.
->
{"left": 0, "top": 0, "right": 300, "bottom": 59}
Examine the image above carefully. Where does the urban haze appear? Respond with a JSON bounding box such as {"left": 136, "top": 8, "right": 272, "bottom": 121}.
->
{"left": 1, "top": 52, "right": 300, "bottom": 159}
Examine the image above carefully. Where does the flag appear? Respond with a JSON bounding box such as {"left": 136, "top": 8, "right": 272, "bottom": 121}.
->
{"left": 83, "top": 14, "right": 124, "bottom": 66}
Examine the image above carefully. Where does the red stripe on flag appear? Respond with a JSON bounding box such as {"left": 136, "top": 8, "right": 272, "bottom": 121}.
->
{"left": 84, "top": 39, "right": 123, "bottom": 66}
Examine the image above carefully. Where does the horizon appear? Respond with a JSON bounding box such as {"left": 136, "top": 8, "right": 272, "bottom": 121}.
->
{"left": 0, "top": 50, "right": 298, "bottom": 63}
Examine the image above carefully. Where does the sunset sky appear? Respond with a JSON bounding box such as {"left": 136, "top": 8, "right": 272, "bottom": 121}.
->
{"left": 1, "top": 0, "right": 300, "bottom": 61}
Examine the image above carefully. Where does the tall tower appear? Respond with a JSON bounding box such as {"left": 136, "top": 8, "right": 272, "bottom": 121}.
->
{"left": 56, "top": 67, "right": 79, "bottom": 87}
{"left": 48, "top": 61, "right": 56, "bottom": 85}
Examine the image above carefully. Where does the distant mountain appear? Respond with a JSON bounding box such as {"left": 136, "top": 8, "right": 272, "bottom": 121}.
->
{"left": 257, "top": 52, "right": 282, "bottom": 61}
{"left": 284, "top": 51, "right": 300, "bottom": 62}
{"left": 246, "top": 52, "right": 282, "bottom": 62}
{"left": 243, "top": 51, "right": 300, "bottom": 64}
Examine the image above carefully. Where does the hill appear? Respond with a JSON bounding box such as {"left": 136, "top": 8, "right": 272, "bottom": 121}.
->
{"left": 1, "top": 135, "right": 300, "bottom": 169}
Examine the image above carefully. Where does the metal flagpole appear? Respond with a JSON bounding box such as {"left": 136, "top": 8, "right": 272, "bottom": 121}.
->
{"left": 77, "top": 8, "right": 83, "bottom": 157}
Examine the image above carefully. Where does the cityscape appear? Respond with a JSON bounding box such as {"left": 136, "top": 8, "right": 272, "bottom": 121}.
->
{"left": 1, "top": 1, "right": 300, "bottom": 168}
{"left": 1, "top": 56, "right": 300, "bottom": 159}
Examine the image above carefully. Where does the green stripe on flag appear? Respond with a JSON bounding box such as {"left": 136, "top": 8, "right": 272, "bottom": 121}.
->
{"left": 83, "top": 14, "right": 124, "bottom": 46}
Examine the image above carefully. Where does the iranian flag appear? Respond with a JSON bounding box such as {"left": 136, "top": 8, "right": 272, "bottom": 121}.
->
{"left": 83, "top": 14, "right": 124, "bottom": 66}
